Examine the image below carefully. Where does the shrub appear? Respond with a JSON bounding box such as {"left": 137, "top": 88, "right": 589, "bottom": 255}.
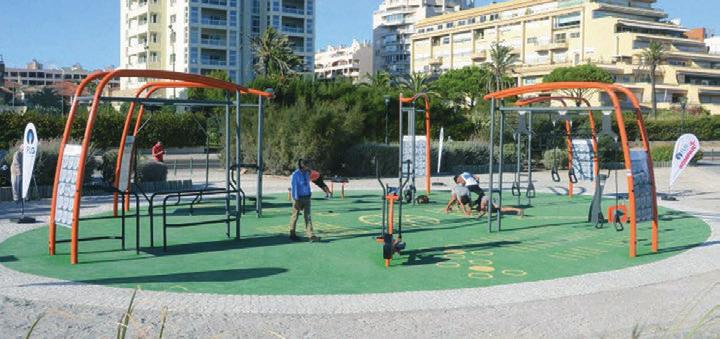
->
{"left": 2, "top": 138, "right": 99, "bottom": 187}
{"left": 542, "top": 148, "right": 569, "bottom": 170}
{"left": 101, "top": 150, "right": 119, "bottom": 183}
{"left": 651, "top": 145, "right": 703, "bottom": 165}
{"left": 137, "top": 161, "right": 168, "bottom": 183}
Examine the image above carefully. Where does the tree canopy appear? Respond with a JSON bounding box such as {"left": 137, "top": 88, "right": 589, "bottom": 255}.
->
{"left": 433, "top": 66, "right": 490, "bottom": 108}
{"left": 542, "top": 63, "right": 614, "bottom": 105}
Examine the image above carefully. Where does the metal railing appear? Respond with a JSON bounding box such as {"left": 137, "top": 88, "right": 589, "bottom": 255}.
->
{"left": 201, "top": 18, "right": 227, "bottom": 26}
{"left": 200, "top": 38, "right": 227, "bottom": 46}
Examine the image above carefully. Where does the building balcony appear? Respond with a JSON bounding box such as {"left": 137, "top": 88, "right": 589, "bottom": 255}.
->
{"left": 126, "top": 43, "right": 149, "bottom": 55}
{"left": 282, "top": 26, "right": 305, "bottom": 34}
{"left": 535, "top": 41, "right": 569, "bottom": 51}
{"left": 429, "top": 57, "right": 443, "bottom": 65}
{"left": 471, "top": 50, "right": 487, "bottom": 61}
{"left": 201, "top": 18, "right": 227, "bottom": 26}
{"left": 281, "top": 6, "right": 306, "bottom": 16}
{"left": 200, "top": 58, "right": 227, "bottom": 66}
{"left": 200, "top": 0, "right": 228, "bottom": 6}
{"left": 200, "top": 38, "right": 227, "bottom": 46}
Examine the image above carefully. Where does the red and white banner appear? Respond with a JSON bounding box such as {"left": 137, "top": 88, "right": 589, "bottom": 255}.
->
{"left": 669, "top": 134, "right": 700, "bottom": 188}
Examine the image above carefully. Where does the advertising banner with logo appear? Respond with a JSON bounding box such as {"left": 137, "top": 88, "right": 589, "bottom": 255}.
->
{"left": 669, "top": 134, "right": 700, "bottom": 188}
{"left": 21, "top": 123, "right": 38, "bottom": 199}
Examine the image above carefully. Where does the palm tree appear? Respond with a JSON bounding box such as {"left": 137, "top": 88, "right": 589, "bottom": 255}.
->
{"left": 363, "top": 71, "right": 392, "bottom": 89}
{"left": 251, "top": 28, "right": 301, "bottom": 77}
{"left": 483, "top": 42, "right": 518, "bottom": 92}
{"left": 397, "top": 72, "right": 435, "bottom": 95}
{"left": 641, "top": 41, "right": 666, "bottom": 119}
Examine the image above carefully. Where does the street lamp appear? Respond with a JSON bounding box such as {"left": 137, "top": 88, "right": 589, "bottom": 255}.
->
{"left": 680, "top": 96, "right": 688, "bottom": 134}
{"left": 384, "top": 95, "right": 391, "bottom": 144}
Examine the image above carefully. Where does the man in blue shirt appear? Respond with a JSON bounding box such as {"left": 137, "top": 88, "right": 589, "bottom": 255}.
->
{"left": 289, "top": 159, "right": 320, "bottom": 242}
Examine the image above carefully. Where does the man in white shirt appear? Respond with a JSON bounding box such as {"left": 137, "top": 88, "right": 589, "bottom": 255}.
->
{"left": 454, "top": 172, "right": 485, "bottom": 210}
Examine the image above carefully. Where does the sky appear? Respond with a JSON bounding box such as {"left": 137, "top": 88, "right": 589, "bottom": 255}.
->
{"left": 0, "top": 0, "right": 718, "bottom": 69}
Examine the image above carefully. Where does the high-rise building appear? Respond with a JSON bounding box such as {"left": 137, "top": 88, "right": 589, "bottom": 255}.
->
{"left": 707, "top": 36, "right": 720, "bottom": 55}
{"left": 314, "top": 40, "right": 373, "bottom": 83}
{"left": 373, "top": 0, "right": 474, "bottom": 76}
{"left": 411, "top": 0, "right": 720, "bottom": 114}
{"left": 119, "top": 0, "right": 315, "bottom": 95}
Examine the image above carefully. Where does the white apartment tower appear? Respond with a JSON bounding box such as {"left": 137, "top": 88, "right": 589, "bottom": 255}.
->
{"left": 372, "top": 0, "right": 473, "bottom": 76}
{"left": 120, "top": 0, "right": 315, "bottom": 94}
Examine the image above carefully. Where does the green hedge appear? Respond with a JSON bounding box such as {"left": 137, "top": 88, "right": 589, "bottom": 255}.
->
{"left": 0, "top": 111, "right": 208, "bottom": 150}
{"left": 2, "top": 138, "right": 99, "bottom": 186}
{"left": 341, "top": 141, "right": 517, "bottom": 177}
{"left": 651, "top": 145, "right": 703, "bottom": 165}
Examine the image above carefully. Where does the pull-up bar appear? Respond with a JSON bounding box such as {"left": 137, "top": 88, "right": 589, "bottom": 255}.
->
{"left": 76, "top": 96, "right": 234, "bottom": 107}
{"left": 500, "top": 106, "right": 615, "bottom": 113}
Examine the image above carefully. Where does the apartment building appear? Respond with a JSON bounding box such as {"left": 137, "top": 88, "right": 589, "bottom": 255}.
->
{"left": 119, "top": 0, "right": 315, "bottom": 95}
{"left": 1, "top": 59, "right": 119, "bottom": 89}
{"left": 411, "top": 0, "right": 720, "bottom": 114}
{"left": 314, "top": 40, "right": 373, "bottom": 83}
{"left": 373, "top": 0, "right": 474, "bottom": 76}
{"left": 707, "top": 36, "right": 720, "bottom": 55}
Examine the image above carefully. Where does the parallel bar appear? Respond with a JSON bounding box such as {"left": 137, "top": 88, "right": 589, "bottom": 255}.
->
{"left": 499, "top": 106, "right": 615, "bottom": 112}
{"left": 76, "top": 96, "right": 234, "bottom": 107}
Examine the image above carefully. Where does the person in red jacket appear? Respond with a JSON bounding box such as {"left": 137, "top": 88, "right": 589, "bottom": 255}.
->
{"left": 310, "top": 169, "right": 331, "bottom": 199}
{"left": 151, "top": 141, "right": 165, "bottom": 162}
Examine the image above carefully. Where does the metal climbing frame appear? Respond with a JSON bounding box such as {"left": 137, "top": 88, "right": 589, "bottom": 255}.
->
{"left": 483, "top": 82, "right": 659, "bottom": 258}
{"left": 515, "top": 96, "right": 601, "bottom": 199}
{"left": 399, "top": 93, "right": 432, "bottom": 198}
{"left": 48, "top": 70, "right": 272, "bottom": 264}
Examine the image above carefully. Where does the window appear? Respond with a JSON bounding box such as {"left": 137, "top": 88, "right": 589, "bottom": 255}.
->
{"left": 170, "top": 15, "right": 176, "bottom": 23}
{"left": 150, "top": 52, "right": 158, "bottom": 62}
{"left": 554, "top": 12, "right": 581, "bottom": 29}
{"left": 150, "top": 32, "right": 158, "bottom": 43}
{"left": 527, "top": 37, "right": 538, "bottom": 44}
{"left": 570, "top": 32, "right": 581, "bottom": 38}
{"left": 555, "top": 33, "right": 567, "bottom": 43}
{"left": 150, "top": 13, "right": 158, "bottom": 23}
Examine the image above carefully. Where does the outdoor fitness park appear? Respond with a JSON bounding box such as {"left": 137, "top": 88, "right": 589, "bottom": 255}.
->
{"left": 0, "top": 71, "right": 711, "bottom": 296}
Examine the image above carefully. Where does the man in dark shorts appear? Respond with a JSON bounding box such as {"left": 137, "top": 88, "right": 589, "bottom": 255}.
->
{"left": 310, "top": 169, "right": 331, "bottom": 199}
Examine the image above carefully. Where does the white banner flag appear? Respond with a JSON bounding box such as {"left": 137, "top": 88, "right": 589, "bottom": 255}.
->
{"left": 22, "top": 123, "right": 38, "bottom": 199}
{"left": 669, "top": 134, "right": 700, "bottom": 188}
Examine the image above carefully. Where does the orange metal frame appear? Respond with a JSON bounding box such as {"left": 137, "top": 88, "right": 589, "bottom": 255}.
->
{"left": 515, "top": 96, "right": 600, "bottom": 198}
{"left": 484, "top": 82, "right": 659, "bottom": 257}
{"left": 399, "top": 93, "right": 432, "bottom": 195}
{"left": 49, "top": 70, "right": 272, "bottom": 264}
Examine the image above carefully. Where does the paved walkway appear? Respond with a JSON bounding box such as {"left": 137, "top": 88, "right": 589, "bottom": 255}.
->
{"left": 1, "top": 166, "right": 719, "bottom": 337}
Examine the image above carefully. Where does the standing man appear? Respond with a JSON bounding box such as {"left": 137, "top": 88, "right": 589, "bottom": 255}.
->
{"left": 10, "top": 148, "right": 22, "bottom": 205}
{"left": 289, "top": 159, "right": 320, "bottom": 242}
{"left": 151, "top": 141, "right": 165, "bottom": 162}
{"left": 455, "top": 172, "right": 485, "bottom": 210}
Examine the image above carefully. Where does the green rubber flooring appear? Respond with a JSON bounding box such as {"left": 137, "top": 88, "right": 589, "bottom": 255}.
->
{"left": 0, "top": 191, "right": 711, "bottom": 295}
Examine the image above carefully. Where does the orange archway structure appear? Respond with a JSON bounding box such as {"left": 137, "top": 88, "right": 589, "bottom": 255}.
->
{"left": 399, "top": 93, "right": 432, "bottom": 196}
{"left": 514, "top": 96, "right": 600, "bottom": 199}
{"left": 483, "top": 82, "right": 659, "bottom": 258}
{"left": 48, "top": 70, "right": 272, "bottom": 264}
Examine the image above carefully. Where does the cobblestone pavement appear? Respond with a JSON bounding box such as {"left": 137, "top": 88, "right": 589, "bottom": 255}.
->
{"left": 1, "top": 165, "right": 719, "bottom": 338}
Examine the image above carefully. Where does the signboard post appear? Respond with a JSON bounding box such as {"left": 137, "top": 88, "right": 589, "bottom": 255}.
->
{"left": 571, "top": 139, "right": 595, "bottom": 181}
{"left": 437, "top": 127, "right": 444, "bottom": 174}
{"left": 54, "top": 144, "right": 82, "bottom": 229}
{"left": 117, "top": 136, "right": 135, "bottom": 192}
{"left": 15, "top": 123, "right": 38, "bottom": 223}
{"left": 402, "top": 135, "right": 427, "bottom": 177}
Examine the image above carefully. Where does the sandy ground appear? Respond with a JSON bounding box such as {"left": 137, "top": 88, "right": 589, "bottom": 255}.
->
{"left": 0, "top": 164, "right": 719, "bottom": 338}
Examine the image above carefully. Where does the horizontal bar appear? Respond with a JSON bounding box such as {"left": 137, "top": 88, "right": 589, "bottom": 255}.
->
{"left": 499, "top": 106, "right": 615, "bottom": 113}
{"left": 401, "top": 108, "right": 426, "bottom": 113}
{"left": 57, "top": 236, "right": 123, "bottom": 243}
{"left": 166, "top": 217, "right": 237, "bottom": 228}
{"left": 76, "top": 96, "right": 234, "bottom": 107}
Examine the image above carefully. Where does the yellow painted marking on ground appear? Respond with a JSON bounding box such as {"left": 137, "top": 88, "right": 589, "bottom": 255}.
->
{"left": 501, "top": 269, "right": 528, "bottom": 277}
{"left": 468, "top": 272, "right": 494, "bottom": 280}
{"left": 468, "top": 259, "right": 493, "bottom": 266}
{"left": 443, "top": 249, "right": 466, "bottom": 255}
{"left": 436, "top": 262, "right": 461, "bottom": 268}
{"left": 469, "top": 265, "right": 496, "bottom": 273}
{"left": 441, "top": 254, "right": 466, "bottom": 260}
{"left": 470, "top": 250, "right": 494, "bottom": 257}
